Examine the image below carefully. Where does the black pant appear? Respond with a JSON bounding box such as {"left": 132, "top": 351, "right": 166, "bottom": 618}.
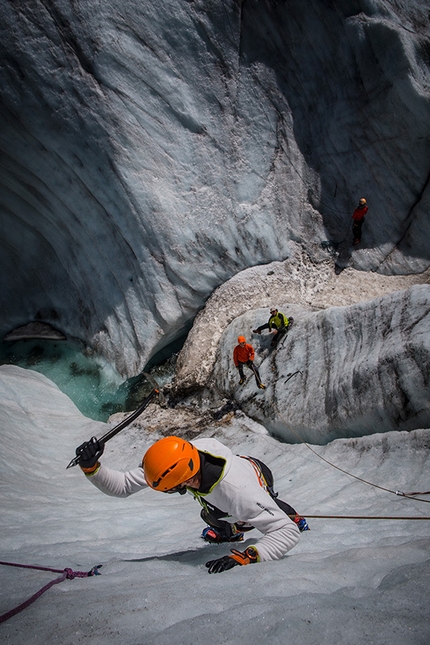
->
{"left": 255, "top": 322, "right": 271, "bottom": 333}
{"left": 353, "top": 218, "right": 364, "bottom": 241}
{"left": 255, "top": 323, "right": 286, "bottom": 346}
{"left": 238, "top": 360, "right": 262, "bottom": 386}
{"left": 200, "top": 508, "right": 240, "bottom": 539}
{"left": 270, "top": 327, "right": 286, "bottom": 347}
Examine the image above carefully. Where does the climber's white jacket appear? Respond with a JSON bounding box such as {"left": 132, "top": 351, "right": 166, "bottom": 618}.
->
{"left": 85, "top": 437, "right": 300, "bottom": 562}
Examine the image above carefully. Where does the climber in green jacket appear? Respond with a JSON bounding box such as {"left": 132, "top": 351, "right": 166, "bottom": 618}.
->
{"left": 253, "top": 308, "right": 291, "bottom": 347}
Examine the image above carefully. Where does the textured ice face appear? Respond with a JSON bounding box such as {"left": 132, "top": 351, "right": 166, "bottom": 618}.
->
{"left": 210, "top": 284, "right": 430, "bottom": 444}
{"left": 1, "top": 1, "right": 429, "bottom": 376}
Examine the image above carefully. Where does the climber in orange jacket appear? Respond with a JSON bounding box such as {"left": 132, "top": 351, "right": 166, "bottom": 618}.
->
{"left": 233, "top": 336, "right": 265, "bottom": 389}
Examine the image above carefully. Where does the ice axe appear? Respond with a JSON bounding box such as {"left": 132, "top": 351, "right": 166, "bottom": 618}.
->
{"left": 66, "top": 372, "right": 165, "bottom": 469}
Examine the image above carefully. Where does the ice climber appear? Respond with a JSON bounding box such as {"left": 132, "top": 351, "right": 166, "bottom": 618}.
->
{"left": 352, "top": 197, "right": 368, "bottom": 245}
{"left": 76, "top": 435, "right": 309, "bottom": 574}
{"left": 253, "top": 308, "right": 291, "bottom": 347}
{"left": 233, "top": 335, "right": 265, "bottom": 389}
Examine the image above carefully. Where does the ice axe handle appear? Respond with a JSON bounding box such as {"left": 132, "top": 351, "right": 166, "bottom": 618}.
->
{"left": 66, "top": 388, "right": 159, "bottom": 469}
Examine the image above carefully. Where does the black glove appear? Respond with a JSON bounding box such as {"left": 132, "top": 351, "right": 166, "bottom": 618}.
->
{"left": 76, "top": 437, "right": 104, "bottom": 470}
{"left": 205, "top": 547, "right": 259, "bottom": 574}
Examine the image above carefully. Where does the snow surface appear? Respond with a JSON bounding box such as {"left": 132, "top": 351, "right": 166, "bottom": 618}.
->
{"left": 1, "top": 365, "right": 429, "bottom": 644}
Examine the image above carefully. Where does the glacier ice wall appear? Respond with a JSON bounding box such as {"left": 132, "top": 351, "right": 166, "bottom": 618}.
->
{"left": 1, "top": 0, "right": 429, "bottom": 375}
{"left": 210, "top": 284, "right": 430, "bottom": 444}
{"left": 174, "top": 249, "right": 430, "bottom": 396}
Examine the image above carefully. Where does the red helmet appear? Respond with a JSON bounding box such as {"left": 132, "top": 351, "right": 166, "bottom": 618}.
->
{"left": 238, "top": 335, "right": 246, "bottom": 343}
{"left": 143, "top": 436, "right": 200, "bottom": 492}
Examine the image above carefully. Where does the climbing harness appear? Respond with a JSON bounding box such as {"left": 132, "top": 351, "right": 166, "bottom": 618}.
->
{"left": 240, "top": 456, "right": 271, "bottom": 494}
{"left": 0, "top": 561, "right": 102, "bottom": 624}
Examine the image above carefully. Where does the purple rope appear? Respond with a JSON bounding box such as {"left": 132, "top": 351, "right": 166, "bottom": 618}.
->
{"left": 0, "top": 561, "right": 101, "bottom": 624}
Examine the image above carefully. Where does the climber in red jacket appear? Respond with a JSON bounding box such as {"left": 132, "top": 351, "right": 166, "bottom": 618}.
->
{"left": 352, "top": 197, "right": 368, "bottom": 245}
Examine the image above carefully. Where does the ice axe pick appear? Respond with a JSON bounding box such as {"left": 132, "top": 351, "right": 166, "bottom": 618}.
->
{"left": 66, "top": 373, "right": 165, "bottom": 469}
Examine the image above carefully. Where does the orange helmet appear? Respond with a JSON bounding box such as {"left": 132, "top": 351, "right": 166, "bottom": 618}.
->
{"left": 238, "top": 335, "right": 246, "bottom": 343}
{"left": 142, "top": 436, "right": 200, "bottom": 492}
{"left": 359, "top": 198, "right": 367, "bottom": 205}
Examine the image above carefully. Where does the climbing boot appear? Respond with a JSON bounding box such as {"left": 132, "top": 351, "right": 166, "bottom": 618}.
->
{"left": 201, "top": 526, "right": 244, "bottom": 544}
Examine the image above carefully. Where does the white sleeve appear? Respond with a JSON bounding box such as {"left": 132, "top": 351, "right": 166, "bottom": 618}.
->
{"left": 231, "top": 493, "right": 301, "bottom": 562}
{"left": 249, "top": 516, "right": 301, "bottom": 562}
{"left": 84, "top": 464, "right": 148, "bottom": 497}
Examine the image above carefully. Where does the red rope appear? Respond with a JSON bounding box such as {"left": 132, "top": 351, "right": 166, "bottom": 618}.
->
{"left": 0, "top": 561, "right": 101, "bottom": 624}
{"left": 290, "top": 514, "right": 430, "bottom": 520}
